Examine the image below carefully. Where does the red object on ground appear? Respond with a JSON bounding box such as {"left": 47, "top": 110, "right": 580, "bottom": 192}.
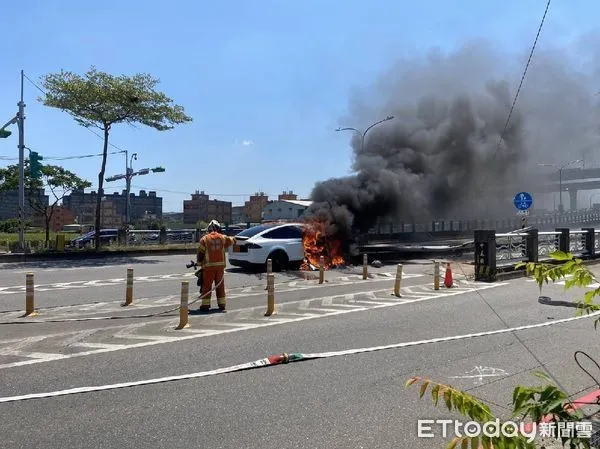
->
{"left": 444, "top": 263, "right": 453, "bottom": 288}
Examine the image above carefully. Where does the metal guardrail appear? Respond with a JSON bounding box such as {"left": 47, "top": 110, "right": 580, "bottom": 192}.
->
{"left": 474, "top": 227, "right": 600, "bottom": 282}
{"left": 67, "top": 229, "right": 199, "bottom": 249}
{"left": 127, "top": 229, "right": 195, "bottom": 245}
{"left": 367, "top": 210, "right": 600, "bottom": 236}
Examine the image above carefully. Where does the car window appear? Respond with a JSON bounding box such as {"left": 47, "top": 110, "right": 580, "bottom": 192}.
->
{"left": 262, "top": 226, "right": 302, "bottom": 239}
{"left": 237, "top": 224, "right": 277, "bottom": 238}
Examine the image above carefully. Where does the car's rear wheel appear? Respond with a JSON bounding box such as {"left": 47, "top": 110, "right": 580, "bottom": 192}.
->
{"left": 267, "top": 250, "right": 288, "bottom": 272}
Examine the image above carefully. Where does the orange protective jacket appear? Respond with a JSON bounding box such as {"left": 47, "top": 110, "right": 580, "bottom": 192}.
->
{"left": 197, "top": 232, "right": 235, "bottom": 268}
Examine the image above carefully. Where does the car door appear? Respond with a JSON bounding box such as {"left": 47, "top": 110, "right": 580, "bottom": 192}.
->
{"left": 262, "top": 225, "right": 304, "bottom": 261}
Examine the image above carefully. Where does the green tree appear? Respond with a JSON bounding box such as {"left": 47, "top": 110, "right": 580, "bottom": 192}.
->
{"left": 0, "top": 218, "right": 31, "bottom": 233}
{"left": 0, "top": 161, "right": 91, "bottom": 243}
{"left": 39, "top": 66, "right": 192, "bottom": 250}
{"left": 406, "top": 252, "right": 597, "bottom": 448}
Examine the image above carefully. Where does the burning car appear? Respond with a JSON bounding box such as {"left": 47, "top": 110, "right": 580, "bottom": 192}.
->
{"left": 229, "top": 222, "right": 305, "bottom": 271}
{"left": 228, "top": 220, "right": 345, "bottom": 272}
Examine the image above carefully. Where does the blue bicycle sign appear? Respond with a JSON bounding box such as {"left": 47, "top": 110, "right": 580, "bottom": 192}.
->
{"left": 513, "top": 192, "right": 533, "bottom": 211}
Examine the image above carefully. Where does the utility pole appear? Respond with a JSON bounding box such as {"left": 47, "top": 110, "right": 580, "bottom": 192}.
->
{"left": 538, "top": 159, "right": 582, "bottom": 213}
{"left": 0, "top": 71, "right": 26, "bottom": 251}
{"left": 17, "top": 70, "right": 25, "bottom": 252}
{"left": 125, "top": 151, "right": 137, "bottom": 225}
{"left": 106, "top": 156, "right": 165, "bottom": 226}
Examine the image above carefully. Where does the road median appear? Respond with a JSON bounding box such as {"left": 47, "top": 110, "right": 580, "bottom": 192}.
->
{"left": 0, "top": 245, "right": 197, "bottom": 262}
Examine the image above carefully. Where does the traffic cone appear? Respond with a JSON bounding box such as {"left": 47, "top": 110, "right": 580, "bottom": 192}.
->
{"left": 444, "top": 263, "right": 453, "bottom": 288}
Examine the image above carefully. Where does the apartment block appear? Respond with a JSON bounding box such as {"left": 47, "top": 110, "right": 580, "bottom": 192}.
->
{"left": 62, "top": 189, "right": 162, "bottom": 225}
{"left": 32, "top": 206, "right": 76, "bottom": 232}
{"left": 183, "top": 190, "right": 232, "bottom": 225}
{"left": 243, "top": 192, "right": 269, "bottom": 223}
{"left": 0, "top": 188, "right": 49, "bottom": 221}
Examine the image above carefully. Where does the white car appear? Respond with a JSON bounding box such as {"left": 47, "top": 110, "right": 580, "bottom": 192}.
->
{"left": 228, "top": 222, "right": 305, "bottom": 271}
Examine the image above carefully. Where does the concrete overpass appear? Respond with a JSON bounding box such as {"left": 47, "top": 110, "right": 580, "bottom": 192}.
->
{"left": 530, "top": 168, "right": 600, "bottom": 211}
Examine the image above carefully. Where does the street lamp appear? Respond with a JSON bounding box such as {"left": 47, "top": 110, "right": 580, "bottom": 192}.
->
{"left": 537, "top": 159, "right": 582, "bottom": 213}
{"left": 126, "top": 152, "right": 138, "bottom": 225}
{"left": 335, "top": 115, "right": 395, "bottom": 151}
{"left": 106, "top": 152, "right": 165, "bottom": 226}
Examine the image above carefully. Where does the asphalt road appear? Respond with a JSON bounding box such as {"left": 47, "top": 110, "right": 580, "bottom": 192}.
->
{"left": 1, "top": 255, "right": 599, "bottom": 448}
{"left": 0, "top": 254, "right": 448, "bottom": 313}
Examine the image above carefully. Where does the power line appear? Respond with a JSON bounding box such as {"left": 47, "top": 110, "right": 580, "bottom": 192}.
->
{"left": 491, "top": 0, "right": 551, "bottom": 161}
{"left": 0, "top": 149, "right": 126, "bottom": 161}
{"left": 22, "top": 72, "right": 128, "bottom": 153}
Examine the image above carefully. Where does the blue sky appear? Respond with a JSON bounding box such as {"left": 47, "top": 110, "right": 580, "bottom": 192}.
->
{"left": 1, "top": 0, "right": 599, "bottom": 212}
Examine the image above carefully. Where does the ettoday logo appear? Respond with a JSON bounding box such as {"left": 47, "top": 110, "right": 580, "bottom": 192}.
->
{"left": 417, "top": 419, "right": 593, "bottom": 442}
{"left": 418, "top": 419, "right": 536, "bottom": 443}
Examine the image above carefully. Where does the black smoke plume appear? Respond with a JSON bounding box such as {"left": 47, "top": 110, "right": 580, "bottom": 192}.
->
{"left": 306, "top": 39, "right": 600, "bottom": 247}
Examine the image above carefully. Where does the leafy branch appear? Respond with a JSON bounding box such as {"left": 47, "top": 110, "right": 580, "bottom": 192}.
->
{"left": 516, "top": 251, "right": 600, "bottom": 323}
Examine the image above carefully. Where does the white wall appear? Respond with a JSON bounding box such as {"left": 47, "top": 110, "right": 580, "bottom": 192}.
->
{"left": 262, "top": 201, "right": 308, "bottom": 220}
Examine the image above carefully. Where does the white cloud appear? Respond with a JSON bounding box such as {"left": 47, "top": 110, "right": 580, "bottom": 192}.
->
{"left": 241, "top": 139, "right": 253, "bottom": 146}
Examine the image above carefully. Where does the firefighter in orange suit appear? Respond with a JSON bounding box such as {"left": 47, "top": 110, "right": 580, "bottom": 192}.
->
{"left": 197, "top": 220, "right": 236, "bottom": 311}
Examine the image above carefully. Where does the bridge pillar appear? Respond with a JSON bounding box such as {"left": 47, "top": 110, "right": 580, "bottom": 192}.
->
{"left": 526, "top": 229, "right": 539, "bottom": 263}
{"left": 569, "top": 189, "right": 578, "bottom": 211}
{"left": 474, "top": 230, "right": 496, "bottom": 282}
{"left": 556, "top": 228, "right": 570, "bottom": 253}
{"left": 583, "top": 227, "right": 595, "bottom": 258}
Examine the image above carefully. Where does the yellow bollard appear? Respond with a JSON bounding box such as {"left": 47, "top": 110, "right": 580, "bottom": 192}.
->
{"left": 175, "top": 281, "right": 190, "bottom": 330}
{"left": 363, "top": 253, "right": 368, "bottom": 280}
{"left": 265, "top": 273, "right": 275, "bottom": 316}
{"left": 319, "top": 256, "right": 325, "bottom": 284}
{"left": 124, "top": 268, "right": 134, "bottom": 306}
{"left": 23, "top": 272, "right": 36, "bottom": 317}
{"left": 393, "top": 264, "right": 403, "bottom": 297}
{"left": 264, "top": 258, "right": 273, "bottom": 290}
{"left": 434, "top": 261, "right": 440, "bottom": 290}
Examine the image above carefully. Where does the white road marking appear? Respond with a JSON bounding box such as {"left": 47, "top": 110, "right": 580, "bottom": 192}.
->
{"left": 73, "top": 343, "right": 130, "bottom": 350}
{"left": 2, "top": 305, "right": 597, "bottom": 403}
{"left": 0, "top": 272, "right": 425, "bottom": 296}
{"left": 449, "top": 366, "right": 509, "bottom": 384}
{"left": 0, "top": 335, "right": 47, "bottom": 351}
{"left": 0, "top": 350, "right": 66, "bottom": 362}
{"left": 0, "top": 282, "right": 505, "bottom": 370}
{"left": 61, "top": 329, "right": 102, "bottom": 347}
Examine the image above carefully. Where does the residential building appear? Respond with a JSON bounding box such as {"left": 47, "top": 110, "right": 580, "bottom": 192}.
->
{"left": 231, "top": 206, "right": 247, "bottom": 224}
{"left": 0, "top": 188, "right": 49, "bottom": 221}
{"left": 278, "top": 190, "right": 298, "bottom": 201}
{"left": 79, "top": 198, "right": 122, "bottom": 228}
{"left": 262, "top": 199, "right": 312, "bottom": 221}
{"left": 32, "top": 206, "right": 76, "bottom": 232}
{"left": 243, "top": 192, "right": 269, "bottom": 223}
{"left": 62, "top": 189, "right": 162, "bottom": 224}
{"left": 183, "top": 190, "right": 232, "bottom": 225}
{"left": 99, "top": 198, "right": 123, "bottom": 227}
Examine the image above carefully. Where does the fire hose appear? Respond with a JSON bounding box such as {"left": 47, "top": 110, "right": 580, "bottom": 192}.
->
{"left": 0, "top": 261, "right": 225, "bottom": 324}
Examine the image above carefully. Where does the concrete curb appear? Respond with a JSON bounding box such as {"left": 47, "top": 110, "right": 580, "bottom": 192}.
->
{"left": 0, "top": 247, "right": 197, "bottom": 262}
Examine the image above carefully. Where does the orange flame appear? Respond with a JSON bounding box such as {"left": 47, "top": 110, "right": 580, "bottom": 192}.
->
{"left": 300, "top": 220, "right": 345, "bottom": 270}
